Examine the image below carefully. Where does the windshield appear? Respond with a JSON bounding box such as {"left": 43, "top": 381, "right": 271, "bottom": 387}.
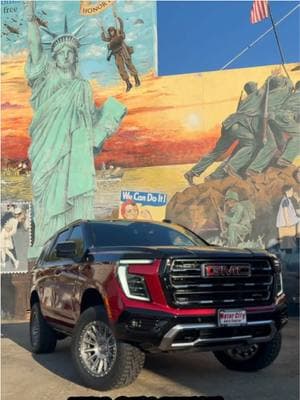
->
{"left": 89, "top": 221, "right": 208, "bottom": 248}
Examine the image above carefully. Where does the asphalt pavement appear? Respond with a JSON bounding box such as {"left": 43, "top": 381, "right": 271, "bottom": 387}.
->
{"left": 1, "top": 318, "right": 299, "bottom": 400}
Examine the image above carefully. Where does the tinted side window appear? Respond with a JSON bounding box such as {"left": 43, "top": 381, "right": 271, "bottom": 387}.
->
{"left": 69, "top": 225, "right": 84, "bottom": 258}
{"left": 46, "top": 229, "right": 71, "bottom": 262}
{"left": 37, "top": 239, "right": 53, "bottom": 267}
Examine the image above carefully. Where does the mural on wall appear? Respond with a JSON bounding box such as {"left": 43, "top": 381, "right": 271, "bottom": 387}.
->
{"left": 184, "top": 75, "right": 298, "bottom": 183}
{"left": 1, "top": 1, "right": 299, "bottom": 270}
{"left": 1, "top": 0, "right": 156, "bottom": 258}
{"left": 119, "top": 190, "right": 167, "bottom": 220}
{"left": 167, "top": 69, "right": 300, "bottom": 254}
{"left": 99, "top": 5, "right": 141, "bottom": 92}
{"left": 0, "top": 202, "right": 32, "bottom": 273}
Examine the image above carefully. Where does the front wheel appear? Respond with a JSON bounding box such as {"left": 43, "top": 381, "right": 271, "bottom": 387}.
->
{"left": 213, "top": 332, "right": 282, "bottom": 372}
{"left": 71, "top": 306, "right": 145, "bottom": 390}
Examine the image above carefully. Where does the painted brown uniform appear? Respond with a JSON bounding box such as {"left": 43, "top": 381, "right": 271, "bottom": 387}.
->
{"left": 101, "top": 17, "right": 139, "bottom": 85}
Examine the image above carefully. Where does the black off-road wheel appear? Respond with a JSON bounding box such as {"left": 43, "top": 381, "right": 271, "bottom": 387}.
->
{"left": 30, "top": 302, "right": 57, "bottom": 353}
{"left": 71, "top": 306, "right": 145, "bottom": 391}
{"left": 213, "top": 332, "right": 282, "bottom": 372}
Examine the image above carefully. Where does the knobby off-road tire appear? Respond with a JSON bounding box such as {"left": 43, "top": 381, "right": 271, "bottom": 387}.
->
{"left": 30, "top": 302, "right": 57, "bottom": 353}
{"left": 71, "top": 306, "right": 145, "bottom": 391}
{"left": 214, "top": 332, "right": 282, "bottom": 372}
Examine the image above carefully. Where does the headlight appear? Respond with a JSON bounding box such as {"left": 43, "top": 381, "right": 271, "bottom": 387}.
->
{"left": 117, "top": 260, "right": 152, "bottom": 302}
{"left": 272, "top": 257, "right": 284, "bottom": 296}
{"left": 276, "top": 272, "right": 284, "bottom": 296}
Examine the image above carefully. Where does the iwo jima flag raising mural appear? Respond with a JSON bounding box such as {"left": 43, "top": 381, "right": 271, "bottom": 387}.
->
{"left": 1, "top": 0, "right": 299, "bottom": 265}
{"left": 180, "top": 0, "right": 300, "bottom": 252}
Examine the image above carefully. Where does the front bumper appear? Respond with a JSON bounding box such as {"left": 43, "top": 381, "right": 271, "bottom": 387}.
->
{"left": 158, "top": 320, "right": 276, "bottom": 351}
{"left": 113, "top": 302, "right": 288, "bottom": 352}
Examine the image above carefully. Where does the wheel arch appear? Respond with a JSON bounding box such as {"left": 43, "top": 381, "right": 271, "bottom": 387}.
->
{"left": 80, "top": 288, "right": 106, "bottom": 315}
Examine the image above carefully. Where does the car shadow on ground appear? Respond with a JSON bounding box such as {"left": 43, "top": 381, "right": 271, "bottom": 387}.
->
{"left": 144, "top": 318, "right": 300, "bottom": 397}
{"left": 1, "top": 321, "right": 229, "bottom": 397}
{"left": 1, "top": 321, "right": 230, "bottom": 394}
{"left": 1, "top": 319, "right": 299, "bottom": 398}
{"left": 1, "top": 322, "right": 80, "bottom": 385}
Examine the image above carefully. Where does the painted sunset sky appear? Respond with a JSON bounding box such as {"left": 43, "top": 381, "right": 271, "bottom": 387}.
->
{"left": 2, "top": 54, "right": 299, "bottom": 168}
{"left": 1, "top": 1, "right": 299, "bottom": 168}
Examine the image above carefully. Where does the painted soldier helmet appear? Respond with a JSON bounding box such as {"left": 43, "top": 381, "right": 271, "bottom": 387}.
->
{"left": 244, "top": 81, "right": 257, "bottom": 95}
{"left": 269, "top": 75, "right": 285, "bottom": 90}
{"left": 225, "top": 190, "right": 239, "bottom": 201}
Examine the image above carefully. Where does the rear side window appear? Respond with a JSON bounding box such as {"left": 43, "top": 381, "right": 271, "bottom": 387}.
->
{"left": 90, "top": 222, "right": 207, "bottom": 247}
{"left": 45, "top": 229, "right": 71, "bottom": 262}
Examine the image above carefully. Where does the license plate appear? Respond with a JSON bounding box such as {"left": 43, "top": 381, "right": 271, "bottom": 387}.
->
{"left": 218, "top": 309, "right": 247, "bottom": 327}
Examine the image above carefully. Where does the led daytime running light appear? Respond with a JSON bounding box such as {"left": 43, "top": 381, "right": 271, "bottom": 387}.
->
{"left": 117, "top": 264, "right": 150, "bottom": 302}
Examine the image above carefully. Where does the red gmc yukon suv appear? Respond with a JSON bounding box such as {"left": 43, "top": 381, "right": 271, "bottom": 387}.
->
{"left": 29, "top": 219, "right": 288, "bottom": 390}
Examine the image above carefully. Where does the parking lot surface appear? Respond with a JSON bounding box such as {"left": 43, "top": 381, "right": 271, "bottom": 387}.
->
{"left": 1, "top": 318, "right": 299, "bottom": 400}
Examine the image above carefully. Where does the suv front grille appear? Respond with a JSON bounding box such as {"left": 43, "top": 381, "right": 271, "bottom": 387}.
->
{"left": 165, "top": 259, "right": 274, "bottom": 308}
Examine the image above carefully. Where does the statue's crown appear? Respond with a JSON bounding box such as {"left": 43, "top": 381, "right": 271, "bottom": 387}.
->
{"left": 51, "top": 34, "right": 80, "bottom": 52}
{"left": 41, "top": 16, "right": 87, "bottom": 53}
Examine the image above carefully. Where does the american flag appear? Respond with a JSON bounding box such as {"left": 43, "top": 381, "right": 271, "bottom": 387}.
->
{"left": 250, "top": 0, "right": 269, "bottom": 24}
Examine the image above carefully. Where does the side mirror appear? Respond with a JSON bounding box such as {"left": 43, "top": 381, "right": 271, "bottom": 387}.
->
{"left": 56, "top": 241, "right": 76, "bottom": 259}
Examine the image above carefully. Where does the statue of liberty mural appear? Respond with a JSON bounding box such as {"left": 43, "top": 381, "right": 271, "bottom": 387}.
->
{"left": 25, "top": 1, "right": 127, "bottom": 257}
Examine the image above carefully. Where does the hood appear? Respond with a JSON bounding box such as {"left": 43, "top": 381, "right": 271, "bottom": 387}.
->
{"left": 88, "top": 245, "right": 271, "bottom": 263}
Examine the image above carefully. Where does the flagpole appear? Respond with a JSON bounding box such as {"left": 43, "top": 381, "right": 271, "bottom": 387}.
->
{"left": 221, "top": 4, "right": 299, "bottom": 70}
{"left": 267, "top": 2, "right": 290, "bottom": 79}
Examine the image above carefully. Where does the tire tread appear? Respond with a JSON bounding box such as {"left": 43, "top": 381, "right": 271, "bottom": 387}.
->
{"left": 30, "top": 302, "right": 57, "bottom": 354}
{"left": 71, "top": 306, "right": 145, "bottom": 390}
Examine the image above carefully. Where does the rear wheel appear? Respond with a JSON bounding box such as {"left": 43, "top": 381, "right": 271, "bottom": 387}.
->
{"left": 71, "top": 306, "right": 145, "bottom": 390}
{"left": 30, "top": 302, "right": 57, "bottom": 353}
{"left": 213, "top": 332, "right": 282, "bottom": 371}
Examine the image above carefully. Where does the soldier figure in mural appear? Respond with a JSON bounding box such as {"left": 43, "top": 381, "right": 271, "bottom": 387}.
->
{"left": 267, "top": 80, "right": 300, "bottom": 168}
{"left": 218, "top": 190, "right": 255, "bottom": 247}
{"left": 246, "top": 75, "right": 294, "bottom": 176}
{"left": 100, "top": 9, "right": 140, "bottom": 92}
{"left": 184, "top": 81, "right": 264, "bottom": 185}
{"left": 184, "top": 74, "right": 298, "bottom": 185}
{"left": 25, "top": 1, "right": 126, "bottom": 257}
